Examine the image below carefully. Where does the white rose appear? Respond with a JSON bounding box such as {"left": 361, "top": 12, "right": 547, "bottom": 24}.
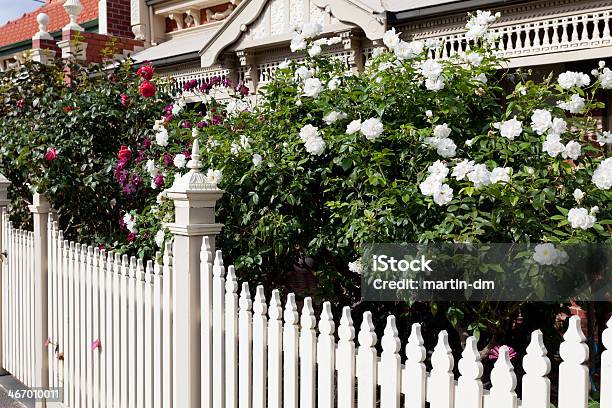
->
{"left": 348, "top": 259, "right": 363, "bottom": 274}
{"left": 299, "top": 124, "right": 319, "bottom": 140}
{"left": 346, "top": 119, "right": 362, "bottom": 134}
{"left": 302, "top": 77, "right": 324, "bottom": 97}
{"left": 252, "top": 153, "right": 263, "bottom": 167}
{"left": 451, "top": 159, "right": 475, "bottom": 180}
{"left": 533, "top": 243, "right": 561, "bottom": 266}
{"left": 557, "top": 94, "right": 585, "bottom": 113}
{"left": 360, "top": 118, "right": 384, "bottom": 140}
{"left": 435, "top": 138, "right": 457, "bottom": 158}
{"left": 327, "top": 77, "right": 340, "bottom": 91}
{"left": 562, "top": 140, "right": 581, "bottom": 160}
{"left": 427, "top": 160, "right": 449, "bottom": 180}
{"left": 323, "top": 111, "right": 347, "bottom": 125}
{"left": 155, "top": 127, "right": 169, "bottom": 147}
{"left": 467, "top": 164, "right": 491, "bottom": 188}
{"left": 465, "top": 52, "right": 484, "bottom": 66}
{"left": 145, "top": 159, "right": 159, "bottom": 177}
{"left": 596, "top": 131, "right": 612, "bottom": 145}
{"left": 530, "top": 109, "right": 552, "bottom": 135}
{"left": 497, "top": 117, "right": 522, "bottom": 140}
{"left": 433, "top": 123, "right": 452, "bottom": 138}
{"left": 542, "top": 134, "right": 565, "bottom": 158}
{"left": 592, "top": 157, "right": 612, "bottom": 190}
{"left": 573, "top": 188, "right": 584, "bottom": 202}
{"left": 433, "top": 184, "right": 453, "bottom": 206}
{"left": 490, "top": 167, "right": 511, "bottom": 184}
{"left": 549, "top": 117, "right": 567, "bottom": 137}
{"left": 557, "top": 71, "right": 591, "bottom": 89}
{"left": 383, "top": 28, "right": 401, "bottom": 49}
{"left": 294, "top": 66, "right": 314, "bottom": 81}
{"left": 303, "top": 136, "right": 326, "bottom": 156}
{"left": 173, "top": 154, "right": 187, "bottom": 169}
{"left": 425, "top": 110, "right": 433, "bottom": 118}
{"left": 567, "top": 207, "right": 596, "bottom": 230}
{"left": 425, "top": 76, "right": 445, "bottom": 91}
{"left": 308, "top": 44, "right": 322, "bottom": 57}
{"left": 419, "top": 175, "right": 442, "bottom": 196}
{"left": 206, "top": 169, "right": 222, "bottom": 185}
{"left": 420, "top": 59, "right": 443, "bottom": 79}
{"left": 599, "top": 67, "right": 612, "bottom": 89}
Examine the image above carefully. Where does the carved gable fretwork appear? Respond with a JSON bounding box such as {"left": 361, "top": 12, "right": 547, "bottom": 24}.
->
{"left": 199, "top": 0, "right": 386, "bottom": 67}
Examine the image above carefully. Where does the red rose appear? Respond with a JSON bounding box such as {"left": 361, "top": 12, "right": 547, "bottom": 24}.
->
{"left": 137, "top": 65, "right": 154, "bottom": 81}
{"left": 64, "top": 106, "right": 72, "bottom": 113}
{"left": 117, "top": 145, "right": 132, "bottom": 161}
{"left": 44, "top": 147, "right": 58, "bottom": 161}
{"left": 139, "top": 81, "right": 156, "bottom": 98}
{"left": 127, "top": 232, "right": 136, "bottom": 242}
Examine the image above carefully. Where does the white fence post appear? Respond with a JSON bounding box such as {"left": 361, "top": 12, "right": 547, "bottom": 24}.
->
{"left": 0, "top": 173, "right": 10, "bottom": 376}
{"left": 380, "top": 315, "right": 401, "bottom": 408}
{"left": 167, "top": 139, "right": 224, "bottom": 408}
{"left": 28, "top": 192, "right": 51, "bottom": 408}
{"left": 602, "top": 317, "right": 612, "bottom": 408}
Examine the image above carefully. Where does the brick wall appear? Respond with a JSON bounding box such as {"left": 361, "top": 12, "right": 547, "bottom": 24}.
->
{"left": 104, "top": 0, "right": 133, "bottom": 38}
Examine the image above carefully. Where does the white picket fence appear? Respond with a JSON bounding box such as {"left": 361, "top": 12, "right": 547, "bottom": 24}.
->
{"left": 1, "top": 207, "right": 611, "bottom": 408}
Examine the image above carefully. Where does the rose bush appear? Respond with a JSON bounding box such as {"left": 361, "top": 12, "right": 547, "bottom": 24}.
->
{"left": 113, "top": 13, "right": 610, "bottom": 347}
{"left": 0, "top": 52, "right": 172, "bottom": 243}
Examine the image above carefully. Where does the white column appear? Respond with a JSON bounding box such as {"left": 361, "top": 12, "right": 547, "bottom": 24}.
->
{"left": 0, "top": 174, "right": 10, "bottom": 376}
{"left": 28, "top": 193, "right": 51, "bottom": 408}
{"left": 167, "top": 139, "right": 224, "bottom": 408}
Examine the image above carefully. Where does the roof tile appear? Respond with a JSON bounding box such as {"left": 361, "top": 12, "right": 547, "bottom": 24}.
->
{"left": 0, "top": 0, "right": 99, "bottom": 49}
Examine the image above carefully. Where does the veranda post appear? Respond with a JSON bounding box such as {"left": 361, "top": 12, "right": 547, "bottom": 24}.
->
{"left": 167, "top": 139, "right": 224, "bottom": 408}
{"left": 0, "top": 173, "right": 10, "bottom": 376}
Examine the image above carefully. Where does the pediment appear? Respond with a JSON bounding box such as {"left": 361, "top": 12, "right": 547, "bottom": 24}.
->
{"left": 199, "top": 0, "right": 386, "bottom": 67}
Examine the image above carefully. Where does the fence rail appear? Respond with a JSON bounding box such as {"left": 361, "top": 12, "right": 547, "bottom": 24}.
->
{"left": 0, "top": 179, "right": 610, "bottom": 408}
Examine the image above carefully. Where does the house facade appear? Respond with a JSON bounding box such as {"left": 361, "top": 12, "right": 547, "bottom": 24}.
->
{"left": 1, "top": 0, "right": 610, "bottom": 126}
{"left": 128, "top": 0, "right": 612, "bottom": 128}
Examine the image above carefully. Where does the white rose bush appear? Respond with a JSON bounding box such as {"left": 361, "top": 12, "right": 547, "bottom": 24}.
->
{"left": 115, "top": 11, "right": 610, "bottom": 302}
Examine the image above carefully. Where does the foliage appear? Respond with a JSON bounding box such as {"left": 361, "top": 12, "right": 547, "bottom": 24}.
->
{"left": 0, "top": 51, "right": 172, "bottom": 243}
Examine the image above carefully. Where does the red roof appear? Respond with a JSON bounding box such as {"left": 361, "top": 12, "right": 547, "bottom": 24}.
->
{"left": 0, "top": 0, "right": 99, "bottom": 48}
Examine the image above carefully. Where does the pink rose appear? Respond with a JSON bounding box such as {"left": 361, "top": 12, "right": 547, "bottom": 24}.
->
{"left": 44, "top": 148, "right": 58, "bottom": 161}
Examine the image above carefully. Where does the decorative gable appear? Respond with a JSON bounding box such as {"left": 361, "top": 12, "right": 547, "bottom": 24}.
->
{"left": 200, "top": 0, "right": 386, "bottom": 67}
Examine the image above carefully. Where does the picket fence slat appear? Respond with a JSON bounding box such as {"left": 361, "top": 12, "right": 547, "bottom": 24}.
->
{"left": 0, "top": 210, "right": 609, "bottom": 408}
{"left": 225, "top": 266, "right": 239, "bottom": 408}
{"left": 337, "top": 306, "right": 355, "bottom": 408}
{"left": 299, "top": 297, "right": 317, "bottom": 408}
{"left": 403, "top": 323, "right": 427, "bottom": 408}
{"left": 253, "top": 286, "right": 267, "bottom": 408}
{"left": 213, "top": 250, "right": 226, "bottom": 408}
{"left": 283, "top": 294, "right": 299, "bottom": 408}
{"left": 238, "top": 282, "right": 253, "bottom": 408}
{"left": 268, "top": 289, "right": 283, "bottom": 408}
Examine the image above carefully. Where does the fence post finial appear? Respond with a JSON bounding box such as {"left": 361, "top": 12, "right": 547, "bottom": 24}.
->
{"left": 33, "top": 13, "right": 53, "bottom": 40}
{"left": 63, "top": 0, "right": 84, "bottom": 31}
{"left": 167, "top": 137, "right": 224, "bottom": 408}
